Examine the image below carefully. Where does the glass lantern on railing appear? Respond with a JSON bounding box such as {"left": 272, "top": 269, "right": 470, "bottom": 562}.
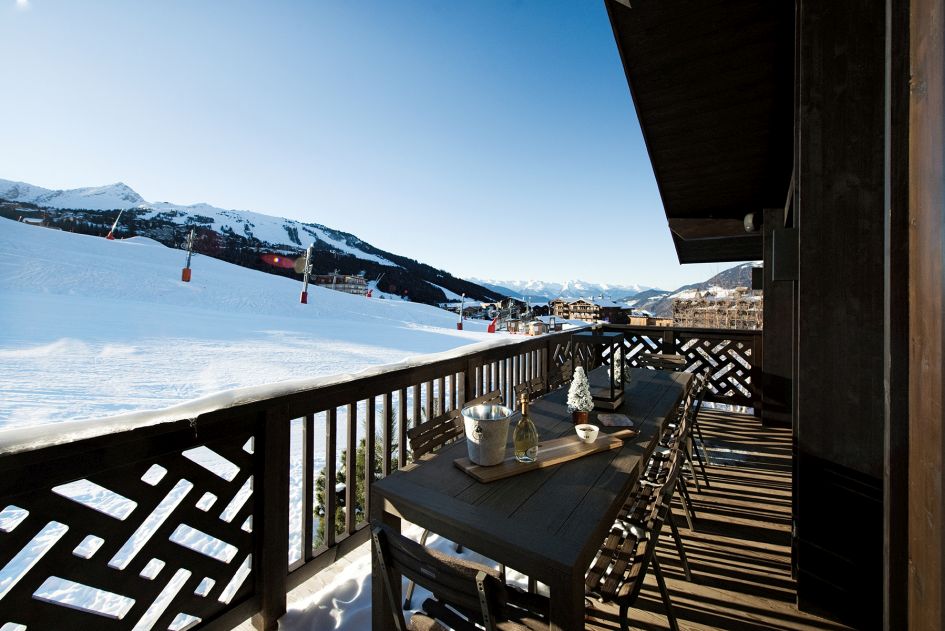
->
{"left": 572, "top": 331, "right": 625, "bottom": 410}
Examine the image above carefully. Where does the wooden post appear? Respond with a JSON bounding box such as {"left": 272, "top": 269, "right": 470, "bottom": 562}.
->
{"left": 365, "top": 397, "right": 376, "bottom": 525}
{"left": 464, "top": 359, "right": 477, "bottom": 403}
{"left": 411, "top": 384, "right": 421, "bottom": 428}
{"left": 794, "top": 1, "right": 887, "bottom": 625}
{"left": 325, "top": 408, "right": 338, "bottom": 548}
{"left": 661, "top": 328, "right": 675, "bottom": 356}
{"left": 883, "top": 0, "right": 911, "bottom": 627}
{"left": 762, "top": 207, "right": 793, "bottom": 427}
{"left": 345, "top": 403, "right": 357, "bottom": 535}
{"left": 382, "top": 393, "right": 392, "bottom": 477}
{"left": 302, "top": 412, "right": 315, "bottom": 562}
{"left": 398, "top": 390, "right": 408, "bottom": 468}
{"left": 750, "top": 332, "right": 764, "bottom": 420}
{"left": 423, "top": 381, "right": 433, "bottom": 422}
{"left": 907, "top": 0, "right": 944, "bottom": 626}
{"left": 252, "top": 406, "right": 290, "bottom": 631}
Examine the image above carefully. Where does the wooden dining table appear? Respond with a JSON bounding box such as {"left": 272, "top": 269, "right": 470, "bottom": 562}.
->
{"left": 370, "top": 367, "right": 692, "bottom": 630}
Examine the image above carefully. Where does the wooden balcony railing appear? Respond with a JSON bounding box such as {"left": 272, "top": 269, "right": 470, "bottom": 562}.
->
{"left": 0, "top": 324, "right": 760, "bottom": 631}
{"left": 601, "top": 324, "right": 763, "bottom": 411}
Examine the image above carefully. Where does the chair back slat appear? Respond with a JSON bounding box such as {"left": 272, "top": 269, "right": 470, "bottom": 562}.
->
{"left": 513, "top": 376, "right": 546, "bottom": 403}
{"left": 408, "top": 412, "right": 464, "bottom": 459}
{"left": 547, "top": 359, "right": 573, "bottom": 391}
{"left": 373, "top": 524, "right": 504, "bottom": 630}
{"left": 465, "top": 389, "right": 504, "bottom": 408}
{"left": 588, "top": 448, "right": 681, "bottom": 604}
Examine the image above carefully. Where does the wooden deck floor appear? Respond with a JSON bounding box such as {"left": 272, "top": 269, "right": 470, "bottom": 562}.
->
{"left": 585, "top": 409, "right": 851, "bottom": 631}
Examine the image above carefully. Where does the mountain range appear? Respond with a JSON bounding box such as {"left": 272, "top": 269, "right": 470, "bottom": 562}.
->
{"left": 0, "top": 178, "right": 501, "bottom": 305}
{"left": 468, "top": 279, "right": 655, "bottom": 303}
{"left": 0, "top": 177, "right": 756, "bottom": 313}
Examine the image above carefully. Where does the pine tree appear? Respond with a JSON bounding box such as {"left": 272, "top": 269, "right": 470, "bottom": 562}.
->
{"left": 313, "top": 403, "right": 402, "bottom": 548}
{"left": 567, "top": 366, "right": 594, "bottom": 413}
{"left": 314, "top": 437, "right": 388, "bottom": 547}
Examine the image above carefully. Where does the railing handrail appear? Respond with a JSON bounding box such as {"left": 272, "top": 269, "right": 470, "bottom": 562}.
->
{"left": 603, "top": 323, "right": 762, "bottom": 337}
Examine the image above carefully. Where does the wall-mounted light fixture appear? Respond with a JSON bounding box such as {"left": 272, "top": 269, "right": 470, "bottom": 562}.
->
{"left": 744, "top": 212, "right": 761, "bottom": 233}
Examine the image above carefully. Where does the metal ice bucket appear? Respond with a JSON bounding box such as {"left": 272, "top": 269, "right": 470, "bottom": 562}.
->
{"left": 462, "top": 403, "right": 514, "bottom": 466}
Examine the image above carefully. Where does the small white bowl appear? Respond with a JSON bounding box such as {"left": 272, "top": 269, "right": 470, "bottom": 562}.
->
{"left": 575, "top": 423, "right": 599, "bottom": 444}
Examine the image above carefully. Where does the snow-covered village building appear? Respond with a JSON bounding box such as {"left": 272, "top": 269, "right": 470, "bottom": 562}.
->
{"left": 672, "top": 287, "right": 763, "bottom": 330}
{"left": 312, "top": 273, "right": 367, "bottom": 296}
{"left": 550, "top": 296, "right": 628, "bottom": 323}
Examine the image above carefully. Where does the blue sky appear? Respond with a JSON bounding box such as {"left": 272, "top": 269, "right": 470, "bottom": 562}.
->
{"left": 0, "top": 0, "right": 732, "bottom": 289}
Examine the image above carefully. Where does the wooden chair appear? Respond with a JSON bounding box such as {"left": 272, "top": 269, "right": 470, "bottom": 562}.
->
{"left": 402, "top": 389, "right": 504, "bottom": 609}
{"left": 546, "top": 359, "right": 573, "bottom": 392}
{"left": 586, "top": 448, "right": 686, "bottom": 631}
{"left": 662, "top": 371, "right": 710, "bottom": 489}
{"left": 688, "top": 370, "right": 712, "bottom": 476}
{"left": 513, "top": 374, "right": 546, "bottom": 404}
{"left": 652, "top": 386, "right": 700, "bottom": 530}
{"left": 373, "top": 523, "right": 549, "bottom": 631}
{"left": 637, "top": 443, "right": 694, "bottom": 581}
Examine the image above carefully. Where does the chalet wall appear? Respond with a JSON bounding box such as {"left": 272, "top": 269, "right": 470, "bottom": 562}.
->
{"left": 794, "top": 0, "right": 886, "bottom": 626}
{"left": 762, "top": 207, "right": 792, "bottom": 427}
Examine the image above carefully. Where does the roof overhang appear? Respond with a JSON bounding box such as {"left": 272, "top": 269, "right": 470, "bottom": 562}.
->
{"left": 606, "top": 0, "right": 795, "bottom": 264}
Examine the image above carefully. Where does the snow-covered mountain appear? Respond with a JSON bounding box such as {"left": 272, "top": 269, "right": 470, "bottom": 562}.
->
{"left": 0, "top": 178, "right": 500, "bottom": 304}
{"left": 0, "top": 178, "right": 396, "bottom": 264}
{"left": 470, "top": 278, "right": 654, "bottom": 303}
{"left": 0, "top": 179, "right": 145, "bottom": 210}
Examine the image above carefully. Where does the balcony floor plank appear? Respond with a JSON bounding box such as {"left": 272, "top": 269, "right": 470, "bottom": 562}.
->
{"left": 584, "top": 409, "right": 851, "bottom": 631}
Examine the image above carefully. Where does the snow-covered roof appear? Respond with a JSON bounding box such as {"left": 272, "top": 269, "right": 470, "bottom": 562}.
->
{"left": 565, "top": 297, "right": 625, "bottom": 308}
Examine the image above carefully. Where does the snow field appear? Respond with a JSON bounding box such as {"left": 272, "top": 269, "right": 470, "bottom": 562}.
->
{"left": 0, "top": 217, "right": 550, "bottom": 630}
{"left": 0, "top": 217, "right": 492, "bottom": 431}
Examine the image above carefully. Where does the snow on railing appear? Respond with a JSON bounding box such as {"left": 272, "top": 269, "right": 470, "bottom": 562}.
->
{"left": 0, "top": 325, "right": 591, "bottom": 631}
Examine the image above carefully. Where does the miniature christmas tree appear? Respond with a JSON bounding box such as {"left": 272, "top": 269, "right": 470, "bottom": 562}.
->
{"left": 567, "top": 366, "right": 594, "bottom": 413}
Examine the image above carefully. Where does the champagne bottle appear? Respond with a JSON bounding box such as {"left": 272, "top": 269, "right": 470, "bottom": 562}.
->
{"left": 513, "top": 392, "right": 539, "bottom": 463}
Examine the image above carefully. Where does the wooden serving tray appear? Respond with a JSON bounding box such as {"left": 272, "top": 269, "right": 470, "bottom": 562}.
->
{"left": 454, "top": 428, "right": 638, "bottom": 483}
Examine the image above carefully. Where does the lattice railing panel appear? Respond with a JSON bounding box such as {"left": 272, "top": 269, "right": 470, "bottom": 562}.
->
{"left": 676, "top": 335, "right": 754, "bottom": 405}
{"left": 620, "top": 333, "right": 661, "bottom": 367}
{"left": 0, "top": 428, "right": 256, "bottom": 630}
{"left": 550, "top": 338, "right": 573, "bottom": 369}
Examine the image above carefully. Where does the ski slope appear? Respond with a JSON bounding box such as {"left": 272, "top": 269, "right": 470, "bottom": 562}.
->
{"left": 0, "top": 217, "right": 492, "bottom": 430}
{"left": 0, "top": 218, "right": 575, "bottom": 628}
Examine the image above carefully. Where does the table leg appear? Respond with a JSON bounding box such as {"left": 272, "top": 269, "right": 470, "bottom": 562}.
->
{"left": 371, "top": 494, "right": 402, "bottom": 630}
{"left": 548, "top": 569, "right": 586, "bottom": 631}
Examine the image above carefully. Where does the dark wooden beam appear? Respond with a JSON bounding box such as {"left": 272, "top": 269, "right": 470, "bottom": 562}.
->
{"left": 883, "top": 0, "right": 910, "bottom": 627}
{"left": 671, "top": 232, "right": 762, "bottom": 264}
{"left": 908, "top": 0, "right": 945, "bottom": 626}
